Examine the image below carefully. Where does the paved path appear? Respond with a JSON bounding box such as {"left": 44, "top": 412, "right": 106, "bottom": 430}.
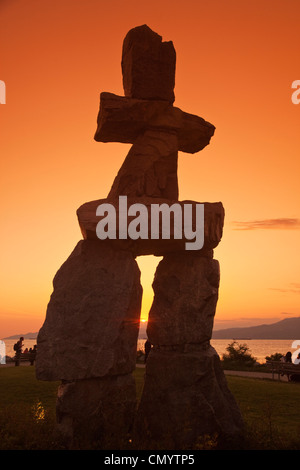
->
{"left": 223, "top": 369, "right": 288, "bottom": 381}
{"left": 136, "top": 363, "right": 289, "bottom": 381}
{"left": 0, "top": 361, "right": 289, "bottom": 382}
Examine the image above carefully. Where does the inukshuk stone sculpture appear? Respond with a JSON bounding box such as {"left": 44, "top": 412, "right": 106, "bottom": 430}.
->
{"left": 36, "top": 25, "right": 243, "bottom": 449}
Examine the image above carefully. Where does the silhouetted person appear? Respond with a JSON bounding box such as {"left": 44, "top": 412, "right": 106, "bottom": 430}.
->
{"left": 294, "top": 353, "right": 300, "bottom": 365}
{"left": 281, "top": 351, "right": 292, "bottom": 381}
{"left": 144, "top": 339, "right": 152, "bottom": 363}
{"left": 284, "top": 351, "right": 292, "bottom": 363}
{"left": 29, "top": 344, "right": 37, "bottom": 366}
{"left": 14, "top": 337, "right": 24, "bottom": 366}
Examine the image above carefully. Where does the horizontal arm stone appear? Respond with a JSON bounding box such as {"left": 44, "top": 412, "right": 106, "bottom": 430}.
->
{"left": 77, "top": 196, "right": 224, "bottom": 256}
{"left": 94, "top": 92, "right": 215, "bottom": 154}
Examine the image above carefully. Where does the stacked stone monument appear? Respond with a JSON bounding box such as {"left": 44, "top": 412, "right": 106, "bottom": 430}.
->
{"left": 36, "top": 25, "right": 243, "bottom": 449}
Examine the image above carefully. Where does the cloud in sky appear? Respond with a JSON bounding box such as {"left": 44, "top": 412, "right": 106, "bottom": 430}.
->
{"left": 231, "top": 218, "right": 300, "bottom": 230}
{"left": 268, "top": 283, "right": 300, "bottom": 295}
{"left": 215, "top": 316, "right": 280, "bottom": 325}
{"left": 281, "top": 311, "right": 299, "bottom": 315}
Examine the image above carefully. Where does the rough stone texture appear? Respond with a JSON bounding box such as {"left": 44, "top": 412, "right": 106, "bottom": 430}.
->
{"left": 134, "top": 251, "right": 244, "bottom": 448}
{"left": 94, "top": 92, "right": 169, "bottom": 144}
{"left": 36, "top": 240, "right": 142, "bottom": 381}
{"left": 77, "top": 197, "right": 225, "bottom": 256}
{"left": 135, "top": 346, "right": 244, "bottom": 449}
{"left": 56, "top": 373, "right": 136, "bottom": 449}
{"left": 108, "top": 129, "right": 179, "bottom": 200}
{"left": 36, "top": 24, "right": 242, "bottom": 450}
{"left": 122, "top": 24, "right": 176, "bottom": 103}
{"left": 94, "top": 92, "right": 215, "bottom": 154}
{"left": 147, "top": 253, "right": 220, "bottom": 345}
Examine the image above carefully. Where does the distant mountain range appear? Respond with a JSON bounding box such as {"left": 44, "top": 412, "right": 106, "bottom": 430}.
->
{"left": 2, "top": 332, "right": 38, "bottom": 340}
{"left": 3, "top": 317, "right": 299, "bottom": 341}
{"left": 212, "top": 317, "right": 300, "bottom": 339}
{"left": 3, "top": 325, "right": 149, "bottom": 341}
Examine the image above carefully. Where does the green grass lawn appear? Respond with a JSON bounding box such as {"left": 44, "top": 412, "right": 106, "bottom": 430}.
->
{"left": 0, "top": 366, "right": 299, "bottom": 450}
{"left": 225, "top": 375, "right": 300, "bottom": 449}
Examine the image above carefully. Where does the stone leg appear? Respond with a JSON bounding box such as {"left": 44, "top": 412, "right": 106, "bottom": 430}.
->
{"left": 146, "top": 252, "right": 220, "bottom": 346}
{"left": 135, "top": 252, "right": 244, "bottom": 449}
{"left": 36, "top": 240, "right": 143, "bottom": 447}
{"left": 56, "top": 374, "right": 136, "bottom": 449}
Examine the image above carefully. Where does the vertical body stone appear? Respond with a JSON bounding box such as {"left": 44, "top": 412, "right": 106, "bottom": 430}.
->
{"left": 147, "top": 252, "right": 219, "bottom": 345}
{"left": 36, "top": 240, "right": 142, "bottom": 447}
{"left": 108, "top": 129, "right": 179, "bottom": 200}
{"left": 135, "top": 252, "right": 244, "bottom": 448}
{"left": 36, "top": 240, "right": 142, "bottom": 382}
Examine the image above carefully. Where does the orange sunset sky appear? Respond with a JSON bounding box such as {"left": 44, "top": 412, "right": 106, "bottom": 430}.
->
{"left": 0, "top": 0, "right": 299, "bottom": 338}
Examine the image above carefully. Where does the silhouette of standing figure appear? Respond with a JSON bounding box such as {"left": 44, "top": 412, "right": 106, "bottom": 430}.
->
{"left": 15, "top": 337, "right": 24, "bottom": 366}
{"left": 144, "top": 340, "right": 152, "bottom": 363}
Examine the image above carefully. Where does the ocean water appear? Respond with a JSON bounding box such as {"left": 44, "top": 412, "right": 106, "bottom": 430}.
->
{"left": 138, "top": 338, "right": 297, "bottom": 364}
{"left": 1, "top": 338, "right": 297, "bottom": 365}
